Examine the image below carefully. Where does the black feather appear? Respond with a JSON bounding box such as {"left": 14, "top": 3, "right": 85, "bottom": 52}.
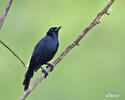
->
{"left": 23, "top": 27, "right": 61, "bottom": 90}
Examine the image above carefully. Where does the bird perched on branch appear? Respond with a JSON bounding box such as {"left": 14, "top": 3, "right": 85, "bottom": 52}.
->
{"left": 23, "top": 26, "right": 61, "bottom": 91}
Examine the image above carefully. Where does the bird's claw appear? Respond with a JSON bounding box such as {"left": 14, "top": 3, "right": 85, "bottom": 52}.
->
{"left": 46, "top": 64, "right": 54, "bottom": 72}
{"left": 42, "top": 70, "right": 48, "bottom": 78}
{"left": 41, "top": 66, "right": 48, "bottom": 78}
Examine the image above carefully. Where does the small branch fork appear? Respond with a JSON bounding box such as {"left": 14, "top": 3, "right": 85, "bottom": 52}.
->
{"left": 0, "top": 0, "right": 26, "bottom": 67}
{"left": 20, "top": 0, "right": 115, "bottom": 100}
{"left": 0, "top": 40, "right": 25, "bottom": 67}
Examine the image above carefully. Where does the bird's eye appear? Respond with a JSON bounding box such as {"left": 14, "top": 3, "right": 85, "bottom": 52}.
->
{"left": 51, "top": 27, "right": 56, "bottom": 31}
{"left": 51, "top": 29, "right": 54, "bottom": 31}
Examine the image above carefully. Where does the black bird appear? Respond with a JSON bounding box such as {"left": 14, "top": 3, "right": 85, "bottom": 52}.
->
{"left": 23, "top": 27, "right": 61, "bottom": 91}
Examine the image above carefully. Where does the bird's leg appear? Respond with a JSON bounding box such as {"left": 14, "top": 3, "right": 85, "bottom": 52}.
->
{"left": 40, "top": 66, "right": 48, "bottom": 78}
{"left": 34, "top": 65, "right": 41, "bottom": 72}
{"left": 45, "top": 63, "right": 54, "bottom": 72}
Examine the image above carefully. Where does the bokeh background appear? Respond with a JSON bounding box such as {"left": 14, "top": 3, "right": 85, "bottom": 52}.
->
{"left": 0, "top": 0, "right": 124, "bottom": 100}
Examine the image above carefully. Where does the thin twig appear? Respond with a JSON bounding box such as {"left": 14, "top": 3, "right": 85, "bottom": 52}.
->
{"left": 20, "top": 0, "right": 115, "bottom": 100}
{"left": 0, "top": 0, "right": 26, "bottom": 67}
{"left": 0, "top": 0, "right": 12, "bottom": 29}
{"left": 0, "top": 40, "right": 26, "bottom": 67}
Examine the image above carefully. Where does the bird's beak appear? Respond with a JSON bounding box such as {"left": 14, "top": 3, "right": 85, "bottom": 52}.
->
{"left": 56, "top": 26, "right": 62, "bottom": 31}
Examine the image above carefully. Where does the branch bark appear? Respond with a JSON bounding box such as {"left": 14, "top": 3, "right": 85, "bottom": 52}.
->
{"left": 20, "top": 0, "right": 115, "bottom": 100}
{"left": 0, "top": 0, "right": 26, "bottom": 67}
{"left": 0, "top": 40, "right": 26, "bottom": 66}
{"left": 0, "top": 0, "right": 12, "bottom": 29}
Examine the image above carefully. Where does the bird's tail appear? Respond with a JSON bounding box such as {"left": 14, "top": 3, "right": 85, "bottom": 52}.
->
{"left": 23, "top": 66, "right": 34, "bottom": 91}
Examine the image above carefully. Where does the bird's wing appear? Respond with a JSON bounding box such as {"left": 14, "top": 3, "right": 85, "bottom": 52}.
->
{"left": 31, "top": 37, "right": 47, "bottom": 62}
{"left": 37, "top": 38, "right": 58, "bottom": 63}
{"left": 30, "top": 36, "right": 58, "bottom": 66}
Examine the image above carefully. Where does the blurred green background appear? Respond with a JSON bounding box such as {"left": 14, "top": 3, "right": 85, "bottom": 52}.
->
{"left": 0, "top": 0, "right": 125, "bottom": 100}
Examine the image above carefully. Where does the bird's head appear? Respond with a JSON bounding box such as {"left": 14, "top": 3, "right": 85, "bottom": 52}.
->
{"left": 47, "top": 26, "right": 62, "bottom": 36}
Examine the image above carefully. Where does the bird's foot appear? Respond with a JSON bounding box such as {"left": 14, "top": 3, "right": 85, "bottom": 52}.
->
{"left": 41, "top": 67, "right": 48, "bottom": 78}
{"left": 46, "top": 64, "right": 54, "bottom": 72}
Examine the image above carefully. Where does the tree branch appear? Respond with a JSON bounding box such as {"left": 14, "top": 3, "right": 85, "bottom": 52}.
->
{"left": 20, "top": 0, "right": 115, "bottom": 100}
{"left": 0, "top": 0, "right": 12, "bottom": 29}
{"left": 0, "top": 0, "right": 26, "bottom": 67}
{"left": 0, "top": 40, "right": 26, "bottom": 67}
